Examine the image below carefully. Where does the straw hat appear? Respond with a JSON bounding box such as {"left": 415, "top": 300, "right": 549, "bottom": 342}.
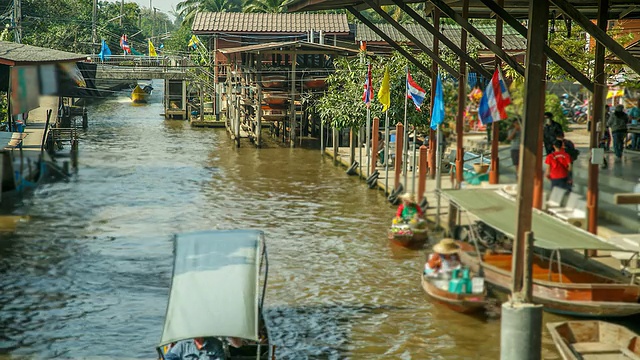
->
{"left": 433, "top": 238, "right": 460, "bottom": 255}
{"left": 399, "top": 193, "right": 416, "bottom": 204}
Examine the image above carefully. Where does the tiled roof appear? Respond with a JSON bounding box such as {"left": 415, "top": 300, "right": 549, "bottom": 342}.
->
{"left": 0, "top": 41, "right": 86, "bottom": 65}
{"left": 192, "top": 12, "right": 350, "bottom": 34}
{"left": 355, "top": 23, "right": 526, "bottom": 51}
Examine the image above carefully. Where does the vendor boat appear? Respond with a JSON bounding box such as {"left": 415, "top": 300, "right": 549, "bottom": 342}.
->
{"left": 131, "top": 84, "right": 152, "bottom": 103}
{"left": 261, "top": 75, "right": 287, "bottom": 89}
{"left": 547, "top": 321, "right": 640, "bottom": 360}
{"left": 157, "top": 230, "right": 276, "bottom": 359}
{"left": 303, "top": 77, "right": 326, "bottom": 89}
{"left": 421, "top": 272, "right": 486, "bottom": 314}
{"left": 387, "top": 221, "right": 428, "bottom": 249}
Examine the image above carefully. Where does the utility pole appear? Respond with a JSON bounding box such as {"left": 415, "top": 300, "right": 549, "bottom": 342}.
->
{"left": 12, "top": 0, "right": 21, "bottom": 43}
{"left": 149, "top": 0, "right": 153, "bottom": 42}
{"left": 120, "top": 0, "right": 124, "bottom": 26}
{"left": 92, "top": 0, "right": 97, "bottom": 46}
{"left": 153, "top": 7, "right": 158, "bottom": 43}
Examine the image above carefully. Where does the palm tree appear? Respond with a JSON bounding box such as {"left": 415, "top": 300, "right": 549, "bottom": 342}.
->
{"left": 243, "top": 0, "right": 287, "bottom": 13}
{"left": 177, "top": 0, "right": 242, "bottom": 24}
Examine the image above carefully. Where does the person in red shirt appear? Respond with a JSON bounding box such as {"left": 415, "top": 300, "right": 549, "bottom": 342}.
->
{"left": 395, "top": 193, "right": 424, "bottom": 222}
{"left": 545, "top": 139, "right": 572, "bottom": 191}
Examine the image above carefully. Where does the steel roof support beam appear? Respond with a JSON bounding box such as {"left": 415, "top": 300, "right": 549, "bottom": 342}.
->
{"left": 389, "top": 0, "right": 493, "bottom": 80}
{"left": 361, "top": 0, "right": 457, "bottom": 78}
{"left": 346, "top": 6, "right": 432, "bottom": 78}
{"left": 429, "top": 0, "right": 525, "bottom": 77}
{"left": 550, "top": 0, "right": 640, "bottom": 75}
{"left": 478, "top": 0, "right": 594, "bottom": 93}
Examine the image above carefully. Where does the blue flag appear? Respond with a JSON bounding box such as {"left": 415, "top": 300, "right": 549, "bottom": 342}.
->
{"left": 430, "top": 73, "right": 444, "bottom": 130}
{"left": 98, "top": 40, "right": 111, "bottom": 61}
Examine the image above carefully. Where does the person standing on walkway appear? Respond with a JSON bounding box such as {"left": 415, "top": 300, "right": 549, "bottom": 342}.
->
{"left": 543, "top": 112, "right": 564, "bottom": 155}
{"left": 545, "top": 140, "right": 572, "bottom": 191}
{"left": 628, "top": 99, "right": 640, "bottom": 150}
{"left": 507, "top": 118, "right": 521, "bottom": 175}
{"left": 608, "top": 104, "right": 629, "bottom": 160}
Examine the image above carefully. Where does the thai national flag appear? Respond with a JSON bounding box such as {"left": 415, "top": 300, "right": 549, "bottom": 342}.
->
{"left": 478, "top": 67, "right": 512, "bottom": 124}
{"left": 362, "top": 63, "right": 373, "bottom": 107}
{"left": 406, "top": 70, "right": 426, "bottom": 111}
{"left": 120, "top": 34, "right": 131, "bottom": 54}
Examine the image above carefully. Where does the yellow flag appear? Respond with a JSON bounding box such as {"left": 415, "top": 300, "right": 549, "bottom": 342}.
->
{"left": 148, "top": 40, "right": 157, "bottom": 56}
{"left": 377, "top": 67, "right": 391, "bottom": 112}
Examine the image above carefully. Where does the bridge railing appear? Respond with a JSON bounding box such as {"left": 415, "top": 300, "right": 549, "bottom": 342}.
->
{"left": 87, "top": 55, "right": 191, "bottom": 69}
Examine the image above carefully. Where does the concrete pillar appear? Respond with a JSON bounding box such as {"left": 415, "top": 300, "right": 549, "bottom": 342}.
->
{"left": 394, "top": 122, "right": 404, "bottom": 189}
{"left": 500, "top": 302, "right": 543, "bottom": 360}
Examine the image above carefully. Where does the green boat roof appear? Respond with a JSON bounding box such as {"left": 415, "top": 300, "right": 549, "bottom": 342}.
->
{"left": 442, "top": 189, "right": 621, "bottom": 251}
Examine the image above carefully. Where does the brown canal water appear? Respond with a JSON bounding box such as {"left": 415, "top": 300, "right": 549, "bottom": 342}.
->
{"left": 0, "top": 85, "right": 629, "bottom": 359}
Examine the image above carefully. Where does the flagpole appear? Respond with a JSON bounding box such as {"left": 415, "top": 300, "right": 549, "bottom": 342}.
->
{"left": 403, "top": 66, "right": 409, "bottom": 189}
{"left": 435, "top": 125, "right": 442, "bottom": 228}
{"left": 412, "top": 126, "right": 417, "bottom": 199}
{"left": 384, "top": 110, "right": 390, "bottom": 194}
{"left": 365, "top": 61, "right": 371, "bottom": 177}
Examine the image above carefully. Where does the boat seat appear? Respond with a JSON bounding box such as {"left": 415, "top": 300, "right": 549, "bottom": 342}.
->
{"left": 571, "top": 342, "right": 622, "bottom": 354}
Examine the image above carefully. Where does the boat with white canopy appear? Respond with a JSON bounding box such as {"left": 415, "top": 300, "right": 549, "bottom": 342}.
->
{"left": 158, "top": 230, "right": 275, "bottom": 359}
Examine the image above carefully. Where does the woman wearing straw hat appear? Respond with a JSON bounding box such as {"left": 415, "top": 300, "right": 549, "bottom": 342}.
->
{"left": 424, "top": 238, "right": 461, "bottom": 276}
{"left": 395, "top": 193, "right": 424, "bottom": 223}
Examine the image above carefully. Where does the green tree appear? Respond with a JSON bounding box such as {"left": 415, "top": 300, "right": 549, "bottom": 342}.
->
{"left": 243, "top": 0, "right": 287, "bottom": 13}
{"left": 177, "top": 0, "right": 242, "bottom": 24}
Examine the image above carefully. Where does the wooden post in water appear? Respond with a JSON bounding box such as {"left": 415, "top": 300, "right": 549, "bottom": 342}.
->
{"left": 455, "top": 0, "right": 468, "bottom": 188}
{"left": 349, "top": 128, "right": 356, "bottom": 165}
{"left": 370, "top": 117, "right": 379, "bottom": 175}
{"left": 289, "top": 51, "right": 297, "bottom": 148}
{"left": 256, "top": 53, "right": 263, "bottom": 148}
{"left": 333, "top": 127, "right": 338, "bottom": 165}
{"left": 429, "top": 8, "right": 439, "bottom": 179}
{"left": 418, "top": 145, "right": 428, "bottom": 202}
{"left": 395, "top": 122, "right": 404, "bottom": 189}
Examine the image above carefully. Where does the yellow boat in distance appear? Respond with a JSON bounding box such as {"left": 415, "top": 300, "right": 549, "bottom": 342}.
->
{"left": 131, "top": 84, "right": 153, "bottom": 103}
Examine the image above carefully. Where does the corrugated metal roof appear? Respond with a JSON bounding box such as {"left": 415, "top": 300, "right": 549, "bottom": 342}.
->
{"left": 0, "top": 41, "right": 86, "bottom": 65}
{"left": 218, "top": 40, "right": 360, "bottom": 55}
{"left": 192, "top": 12, "right": 350, "bottom": 34}
{"left": 355, "top": 23, "right": 526, "bottom": 51}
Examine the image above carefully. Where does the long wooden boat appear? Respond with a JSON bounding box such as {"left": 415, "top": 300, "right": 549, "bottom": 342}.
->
{"left": 421, "top": 274, "right": 486, "bottom": 314}
{"left": 131, "top": 84, "right": 152, "bottom": 103}
{"left": 158, "top": 230, "right": 275, "bottom": 359}
{"left": 547, "top": 321, "right": 640, "bottom": 359}
{"left": 263, "top": 93, "right": 289, "bottom": 106}
{"left": 261, "top": 75, "right": 287, "bottom": 89}
{"left": 303, "top": 78, "right": 326, "bottom": 89}
{"left": 387, "top": 224, "right": 428, "bottom": 249}
{"left": 460, "top": 248, "right": 640, "bottom": 317}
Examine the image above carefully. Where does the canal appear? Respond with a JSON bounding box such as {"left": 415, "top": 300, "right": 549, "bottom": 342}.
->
{"left": 0, "top": 83, "right": 572, "bottom": 359}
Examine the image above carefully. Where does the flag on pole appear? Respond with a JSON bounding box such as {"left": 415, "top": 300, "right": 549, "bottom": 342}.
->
{"left": 377, "top": 67, "right": 390, "bottom": 112}
{"left": 406, "top": 70, "right": 426, "bottom": 111}
{"left": 188, "top": 35, "right": 201, "bottom": 50}
{"left": 148, "top": 40, "right": 157, "bottom": 56}
{"left": 98, "top": 40, "right": 111, "bottom": 61}
{"left": 430, "top": 72, "right": 445, "bottom": 130}
{"left": 120, "top": 34, "right": 131, "bottom": 54}
{"left": 478, "top": 67, "right": 512, "bottom": 124}
{"left": 362, "top": 63, "right": 373, "bottom": 107}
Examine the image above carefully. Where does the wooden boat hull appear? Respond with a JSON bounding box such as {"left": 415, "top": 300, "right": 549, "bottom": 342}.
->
{"left": 262, "top": 76, "right": 287, "bottom": 89}
{"left": 547, "top": 321, "right": 640, "bottom": 360}
{"left": 387, "top": 229, "right": 428, "bottom": 249}
{"left": 460, "top": 249, "right": 640, "bottom": 318}
{"left": 421, "top": 275, "right": 486, "bottom": 314}
{"left": 131, "top": 85, "right": 150, "bottom": 103}
{"left": 303, "top": 78, "right": 326, "bottom": 89}
{"left": 263, "top": 95, "right": 288, "bottom": 106}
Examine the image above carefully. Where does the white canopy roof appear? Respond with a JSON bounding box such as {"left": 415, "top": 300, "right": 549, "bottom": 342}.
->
{"left": 159, "top": 230, "right": 264, "bottom": 346}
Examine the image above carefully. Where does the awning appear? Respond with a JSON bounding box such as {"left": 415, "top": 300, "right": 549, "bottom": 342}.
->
{"left": 442, "top": 189, "right": 621, "bottom": 251}
{"left": 159, "top": 230, "right": 264, "bottom": 346}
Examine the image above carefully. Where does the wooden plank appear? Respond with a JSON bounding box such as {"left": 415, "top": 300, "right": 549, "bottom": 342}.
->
{"left": 550, "top": 0, "right": 640, "bottom": 75}
{"left": 614, "top": 193, "right": 640, "bottom": 205}
{"left": 477, "top": 0, "right": 594, "bottom": 93}
{"left": 346, "top": 7, "right": 432, "bottom": 78}
{"left": 571, "top": 342, "right": 621, "bottom": 353}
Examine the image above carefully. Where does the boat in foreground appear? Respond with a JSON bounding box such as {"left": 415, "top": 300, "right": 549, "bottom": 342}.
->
{"left": 444, "top": 189, "right": 640, "bottom": 318}
{"left": 158, "top": 230, "right": 275, "bottom": 359}
{"left": 547, "top": 321, "right": 640, "bottom": 359}
{"left": 131, "top": 84, "right": 152, "bottom": 103}
{"left": 421, "top": 274, "right": 486, "bottom": 314}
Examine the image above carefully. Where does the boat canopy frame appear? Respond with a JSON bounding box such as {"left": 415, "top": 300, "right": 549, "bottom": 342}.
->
{"left": 158, "top": 229, "right": 269, "bottom": 347}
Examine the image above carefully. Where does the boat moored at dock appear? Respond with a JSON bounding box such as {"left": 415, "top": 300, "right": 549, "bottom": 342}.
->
{"left": 547, "top": 321, "right": 640, "bottom": 359}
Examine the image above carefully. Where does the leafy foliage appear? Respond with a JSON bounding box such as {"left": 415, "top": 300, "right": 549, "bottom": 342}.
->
{"left": 243, "top": 0, "right": 288, "bottom": 13}
{"left": 508, "top": 78, "right": 569, "bottom": 132}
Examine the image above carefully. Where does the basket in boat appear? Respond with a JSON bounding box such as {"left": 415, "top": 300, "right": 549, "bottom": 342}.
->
{"left": 472, "top": 163, "right": 489, "bottom": 174}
